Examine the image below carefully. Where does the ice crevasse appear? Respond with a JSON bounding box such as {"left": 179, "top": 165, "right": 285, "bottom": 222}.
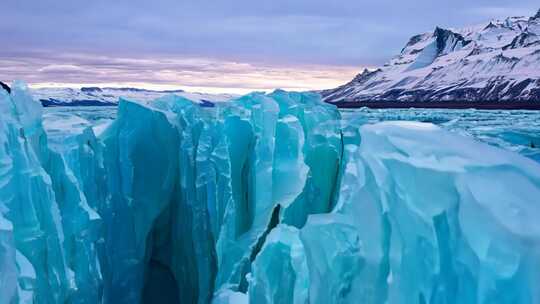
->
{"left": 1, "top": 81, "right": 540, "bottom": 304}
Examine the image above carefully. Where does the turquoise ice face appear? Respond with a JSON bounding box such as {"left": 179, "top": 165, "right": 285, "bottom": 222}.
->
{"left": 2, "top": 84, "right": 540, "bottom": 304}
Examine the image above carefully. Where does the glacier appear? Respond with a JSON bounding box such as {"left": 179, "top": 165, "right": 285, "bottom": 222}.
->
{"left": 1, "top": 82, "right": 540, "bottom": 303}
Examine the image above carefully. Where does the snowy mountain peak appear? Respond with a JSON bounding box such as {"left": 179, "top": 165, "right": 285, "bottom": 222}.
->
{"left": 323, "top": 9, "right": 540, "bottom": 104}
{"left": 352, "top": 68, "right": 380, "bottom": 82}
{"left": 433, "top": 27, "right": 472, "bottom": 52}
{"left": 534, "top": 9, "right": 540, "bottom": 20}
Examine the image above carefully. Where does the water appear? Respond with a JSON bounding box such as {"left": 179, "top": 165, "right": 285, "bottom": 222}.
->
{"left": 43, "top": 106, "right": 540, "bottom": 162}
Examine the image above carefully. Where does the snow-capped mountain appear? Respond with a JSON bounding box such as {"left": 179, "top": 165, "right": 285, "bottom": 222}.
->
{"left": 322, "top": 9, "right": 540, "bottom": 105}
{"left": 32, "top": 86, "right": 237, "bottom": 107}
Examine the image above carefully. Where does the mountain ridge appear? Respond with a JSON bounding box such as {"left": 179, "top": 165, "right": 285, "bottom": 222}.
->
{"left": 322, "top": 9, "right": 540, "bottom": 106}
{"left": 31, "top": 86, "right": 236, "bottom": 107}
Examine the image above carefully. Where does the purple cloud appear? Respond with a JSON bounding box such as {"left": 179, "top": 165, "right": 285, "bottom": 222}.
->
{"left": 1, "top": 0, "right": 538, "bottom": 91}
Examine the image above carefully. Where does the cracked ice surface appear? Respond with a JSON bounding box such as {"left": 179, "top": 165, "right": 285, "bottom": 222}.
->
{"left": 1, "top": 83, "right": 540, "bottom": 303}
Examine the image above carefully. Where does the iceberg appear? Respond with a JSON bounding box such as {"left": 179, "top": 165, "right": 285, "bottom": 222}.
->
{"left": 1, "top": 82, "right": 540, "bottom": 303}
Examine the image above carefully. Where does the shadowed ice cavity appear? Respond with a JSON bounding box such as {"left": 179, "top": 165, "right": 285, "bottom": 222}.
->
{"left": 1, "top": 82, "right": 540, "bottom": 304}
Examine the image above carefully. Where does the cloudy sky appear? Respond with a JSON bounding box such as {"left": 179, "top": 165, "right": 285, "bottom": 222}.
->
{"left": 1, "top": 1, "right": 538, "bottom": 93}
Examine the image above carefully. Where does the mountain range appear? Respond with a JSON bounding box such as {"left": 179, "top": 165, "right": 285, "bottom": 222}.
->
{"left": 322, "top": 9, "right": 540, "bottom": 108}
{"left": 32, "top": 86, "right": 236, "bottom": 107}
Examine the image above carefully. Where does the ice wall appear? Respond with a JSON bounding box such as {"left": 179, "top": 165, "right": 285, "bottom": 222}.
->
{"left": 1, "top": 83, "right": 540, "bottom": 303}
